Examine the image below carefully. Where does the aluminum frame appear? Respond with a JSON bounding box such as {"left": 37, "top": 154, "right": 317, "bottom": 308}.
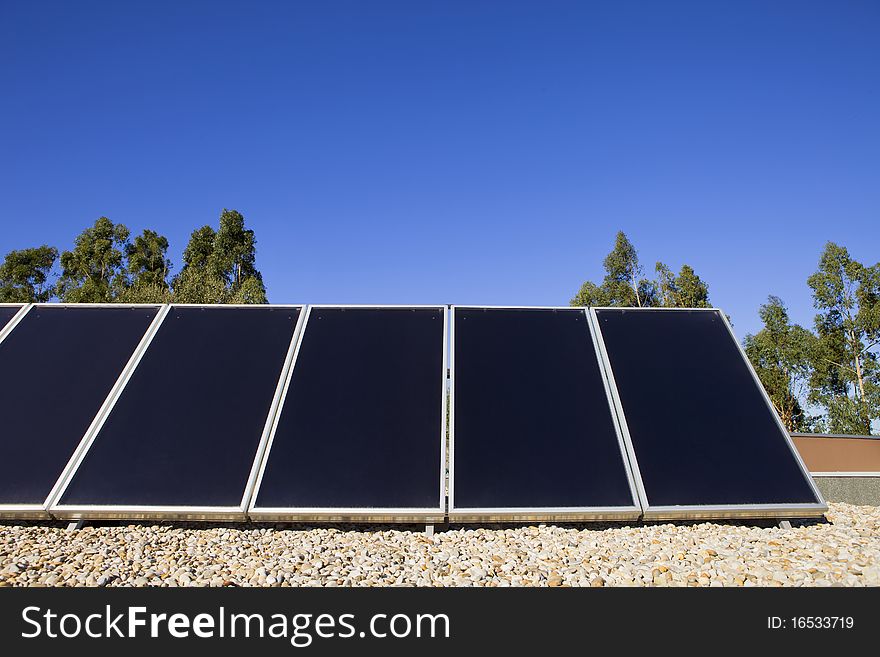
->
{"left": 590, "top": 306, "right": 828, "bottom": 521}
{"left": 447, "top": 305, "right": 643, "bottom": 522}
{"left": 248, "top": 304, "right": 448, "bottom": 523}
{"left": 0, "top": 303, "right": 165, "bottom": 519}
{"left": 47, "top": 303, "right": 307, "bottom": 521}
{"left": 0, "top": 302, "right": 30, "bottom": 342}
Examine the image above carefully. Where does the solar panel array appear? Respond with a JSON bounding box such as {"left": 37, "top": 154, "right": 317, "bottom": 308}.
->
{"left": 0, "top": 303, "right": 825, "bottom": 522}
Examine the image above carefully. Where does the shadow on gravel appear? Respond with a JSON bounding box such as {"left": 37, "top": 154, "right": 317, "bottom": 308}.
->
{"left": 0, "top": 520, "right": 69, "bottom": 529}
{"left": 445, "top": 516, "right": 830, "bottom": 532}
{"left": 54, "top": 520, "right": 438, "bottom": 533}
{"left": 0, "top": 515, "right": 831, "bottom": 533}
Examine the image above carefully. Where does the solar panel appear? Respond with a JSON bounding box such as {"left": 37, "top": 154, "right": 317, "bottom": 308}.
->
{"left": 50, "top": 305, "right": 303, "bottom": 520}
{"left": 250, "top": 306, "right": 446, "bottom": 522}
{"left": 0, "top": 304, "right": 24, "bottom": 332}
{"left": 0, "top": 305, "right": 159, "bottom": 518}
{"left": 449, "top": 307, "right": 641, "bottom": 522}
{"left": 592, "top": 308, "right": 826, "bottom": 520}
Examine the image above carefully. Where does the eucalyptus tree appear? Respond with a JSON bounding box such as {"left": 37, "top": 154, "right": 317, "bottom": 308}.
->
{"left": 0, "top": 245, "right": 58, "bottom": 302}
{"left": 110, "top": 229, "right": 175, "bottom": 303}
{"left": 654, "top": 262, "right": 710, "bottom": 308}
{"left": 807, "top": 242, "right": 880, "bottom": 435}
{"left": 214, "top": 209, "right": 261, "bottom": 289}
{"left": 744, "top": 296, "right": 817, "bottom": 432}
{"left": 56, "top": 217, "right": 130, "bottom": 303}
{"left": 571, "top": 231, "right": 710, "bottom": 309}
{"left": 172, "top": 209, "right": 267, "bottom": 303}
{"left": 672, "top": 264, "right": 711, "bottom": 308}
{"left": 127, "top": 229, "right": 171, "bottom": 289}
{"left": 571, "top": 232, "right": 654, "bottom": 307}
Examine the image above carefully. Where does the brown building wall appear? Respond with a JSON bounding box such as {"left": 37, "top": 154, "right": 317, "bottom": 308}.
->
{"left": 791, "top": 434, "right": 880, "bottom": 473}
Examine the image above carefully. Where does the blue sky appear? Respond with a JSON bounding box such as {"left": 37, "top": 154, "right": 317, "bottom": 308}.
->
{"left": 1, "top": 1, "right": 878, "bottom": 337}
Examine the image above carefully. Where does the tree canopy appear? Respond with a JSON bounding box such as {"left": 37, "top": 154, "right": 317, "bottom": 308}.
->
{"left": 0, "top": 209, "right": 269, "bottom": 306}
{"left": 0, "top": 245, "right": 58, "bottom": 303}
{"left": 172, "top": 209, "right": 267, "bottom": 303}
{"left": 806, "top": 242, "right": 880, "bottom": 434}
{"left": 570, "top": 231, "right": 710, "bottom": 308}
{"left": 56, "top": 217, "right": 130, "bottom": 303}
{"left": 744, "top": 296, "right": 818, "bottom": 432}
{"left": 127, "top": 229, "right": 171, "bottom": 290}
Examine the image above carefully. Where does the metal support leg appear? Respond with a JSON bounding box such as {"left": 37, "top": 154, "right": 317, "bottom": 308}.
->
{"left": 425, "top": 523, "right": 434, "bottom": 537}
{"left": 66, "top": 519, "right": 85, "bottom": 531}
{"left": 777, "top": 520, "right": 792, "bottom": 529}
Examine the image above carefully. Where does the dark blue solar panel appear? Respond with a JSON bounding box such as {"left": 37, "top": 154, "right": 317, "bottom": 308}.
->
{"left": 451, "top": 308, "right": 636, "bottom": 512}
{"left": 0, "top": 305, "right": 21, "bottom": 330}
{"left": 254, "top": 307, "right": 444, "bottom": 512}
{"left": 595, "top": 308, "right": 820, "bottom": 508}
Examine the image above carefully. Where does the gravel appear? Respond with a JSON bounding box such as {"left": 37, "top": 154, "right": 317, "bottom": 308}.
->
{"left": 1, "top": 502, "right": 878, "bottom": 587}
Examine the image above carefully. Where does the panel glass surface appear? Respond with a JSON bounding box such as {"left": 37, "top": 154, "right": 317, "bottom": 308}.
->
{"left": 254, "top": 307, "right": 444, "bottom": 510}
{"left": 0, "top": 306, "right": 21, "bottom": 330}
{"left": 452, "top": 308, "right": 635, "bottom": 509}
{"left": 59, "top": 306, "right": 300, "bottom": 508}
{"left": 0, "top": 306, "right": 157, "bottom": 504}
{"left": 595, "top": 309, "right": 820, "bottom": 506}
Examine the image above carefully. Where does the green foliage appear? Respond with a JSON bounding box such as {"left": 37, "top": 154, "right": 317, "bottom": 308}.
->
{"left": 214, "top": 209, "right": 260, "bottom": 286}
{"left": 600, "top": 232, "right": 654, "bottom": 307}
{"left": 653, "top": 262, "right": 710, "bottom": 308}
{"left": 570, "top": 231, "right": 710, "bottom": 308}
{"left": 806, "top": 242, "right": 880, "bottom": 434}
{"left": 4, "top": 210, "right": 269, "bottom": 307}
{"left": 33, "top": 212, "right": 268, "bottom": 305}
{"left": 226, "top": 275, "right": 268, "bottom": 304}
{"left": 570, "top": 281, "right": 609, "bottom": 307}
{"left": 672, "top": 264, "right": 711, "bottom": 308}
{"left": 171, "top": 267, "right": 229, "bottom": 304}
{"left": 182, "top": 225, "right": 216, "bottom": 271}
{"left": 56, "top": 217, "right": 130, "bottom": 302}
{"left": 571, "top": 232, "right": 651, "bottom": 306}
{"left": 654, "top": 262, "right": 676, "bottom": 307}
{"left": 127, "top": 229, "right": 171, "bottom": 290}
{"left": 114, "top": 281, "right": 173, "bottom": 304}
{"left": 172, "top": 209, "right": 267, "bottom": 303}
{"left": 0, "top": 245, "right": 58, "bottom": 302}
{"left": 743, "top": 296, "right": 818, "bottom": 431}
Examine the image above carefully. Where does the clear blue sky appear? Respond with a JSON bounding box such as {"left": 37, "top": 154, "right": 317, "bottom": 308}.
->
{"left": 1, "top": 1, "right": 878, "bottom": 337}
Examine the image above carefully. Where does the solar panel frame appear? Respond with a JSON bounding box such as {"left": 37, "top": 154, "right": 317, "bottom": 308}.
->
{"left": 448, "top": 305, "right": 643, "bottom": 522}
{"left": 247, "top": 304, "right": 448, "bottom": 522}
{"left": 0, "top": 303, "right": 31, "bottom": 345}
{"left": 590, "top": 306, "right": 828, "bottom": 520}
{"left": 47, "top": 304, "right": 308, "bottom": 521}
{"left": 0, "top": 303, "right": 163, "bottom": 519}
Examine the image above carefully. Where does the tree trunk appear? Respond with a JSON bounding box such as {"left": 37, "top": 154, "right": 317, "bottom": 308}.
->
{"left": 631, "top": 273, "right": 642, "bottom": 307}
{"left": 771, "top": 398, "right": 789, "bottom": 430}
{"left": 851, "top": 336, "right": 866, "bottom": 403}
{"left": 848, "top": 329, "right": 870, "bottom": 433}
